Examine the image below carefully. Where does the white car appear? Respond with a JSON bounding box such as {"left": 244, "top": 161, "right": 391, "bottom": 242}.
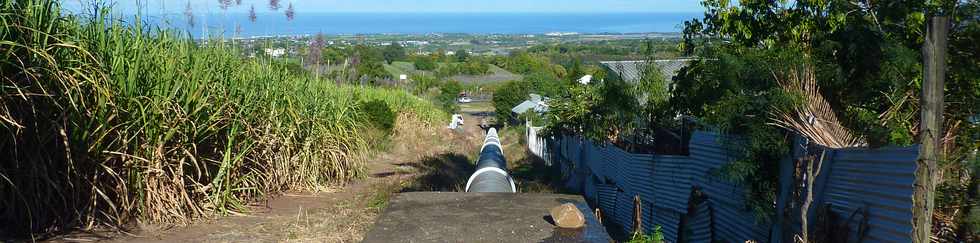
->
{"left": 457, "top": 97, "right": 473, "bottom": 103}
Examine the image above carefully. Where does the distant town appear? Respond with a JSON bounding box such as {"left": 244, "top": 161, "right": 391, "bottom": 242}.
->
{"left": 225, "top": 32, "right": 683, "bottom": 59}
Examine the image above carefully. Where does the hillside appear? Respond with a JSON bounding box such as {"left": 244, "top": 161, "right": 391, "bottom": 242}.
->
{"left": 384, "top": 61, "right": 522, "bottom": 84}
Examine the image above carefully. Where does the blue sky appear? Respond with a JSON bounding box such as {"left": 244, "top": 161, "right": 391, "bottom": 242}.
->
{"left": 63, "top": 0, "right": 705, "bottom": 14}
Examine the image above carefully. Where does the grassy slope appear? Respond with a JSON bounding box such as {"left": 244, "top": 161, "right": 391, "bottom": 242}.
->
{"left": 384, "top": 61, "right": 522, "bottom": 84}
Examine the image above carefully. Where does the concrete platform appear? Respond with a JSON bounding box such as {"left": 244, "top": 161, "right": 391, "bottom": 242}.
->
{"left": 363, "top": 192, "right": 611, "bottom": 243}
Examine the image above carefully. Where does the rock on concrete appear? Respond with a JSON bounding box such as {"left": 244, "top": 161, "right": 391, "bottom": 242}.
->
{"left": 362, "top": 192, "right": 610, "bottom": 243}
{"left": 550, "top": 203, "right": 585, "bottom": 229}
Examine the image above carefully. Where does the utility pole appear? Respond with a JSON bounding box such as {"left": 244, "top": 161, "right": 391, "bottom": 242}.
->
{"left": 912, "top": 15, "right": 948, "bottom": 243}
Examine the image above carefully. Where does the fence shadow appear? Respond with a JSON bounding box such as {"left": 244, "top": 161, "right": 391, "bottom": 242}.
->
{"left": 510, "top": 151, "right": 565, "bottom": 193}
{"left": 398, "top": 153, "right": 474, "bottom": 192}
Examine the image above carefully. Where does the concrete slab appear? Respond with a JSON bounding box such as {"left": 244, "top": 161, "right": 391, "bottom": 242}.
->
{"left": 363, "top": 192, "right": 611, "bottom": 243}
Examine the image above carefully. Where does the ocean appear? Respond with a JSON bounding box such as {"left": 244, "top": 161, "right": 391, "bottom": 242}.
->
{"left": 142, "top": 12, "right": 699, "bottom": 37}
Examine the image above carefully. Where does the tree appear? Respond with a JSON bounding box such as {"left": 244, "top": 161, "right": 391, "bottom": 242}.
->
{"left": 438, "top": 80, "right": 464, "bottom": 112}
{"left": 454, "top": 50, "right": 470, "bottom": 62}
{"left": 493, "top": 80, "right": 532, "bottom": 124}
{"left": 351, "top": 45, "right": 387, "bottom": 84}
{"left": 460, "top": 60, "right": 489, "bottom": 75}
{"left": 413, "top": 56, "right": 436, "bottom": 71}
{"left": 382, "top": 43, "right": 406, "bottom": 64}
{"left": 678, "top": 0, "right": 979, "bottom": 239}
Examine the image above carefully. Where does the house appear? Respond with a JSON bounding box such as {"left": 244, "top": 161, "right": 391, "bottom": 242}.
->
{"left": 511, "top": 94, "right": 549, "bottom": 124}
{"left": 599, "top": 59, "right": 694, "bottom": 84}
{"left": 600, "top": 59, "right": 693, "bottom": 99}
{"left": 264, "top": 48, "right": 286, "bottom": 58}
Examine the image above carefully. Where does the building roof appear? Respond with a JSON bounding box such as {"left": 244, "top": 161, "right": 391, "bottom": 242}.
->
{"left": 599, "top": 59, "right": 694, "bottom": 83}
{"left": 511, "top": 94, "right": 549, "bottom": 114}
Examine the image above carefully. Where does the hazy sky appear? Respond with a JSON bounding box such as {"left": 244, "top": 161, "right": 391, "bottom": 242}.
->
{"left": 63, "top": 0, "right": 705, "bottom": 14}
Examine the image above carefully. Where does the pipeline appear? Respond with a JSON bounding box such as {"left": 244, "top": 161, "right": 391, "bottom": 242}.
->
{"left": 465, "top": 128, "right": 517, "bottom": 193}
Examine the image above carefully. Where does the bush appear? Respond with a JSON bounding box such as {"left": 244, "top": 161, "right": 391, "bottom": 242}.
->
{"left": 437, "top": 80, "right": 463, "bottom": 113}
{"left": 360, "top": 100, "right": 397, "bottom": 132}
{"left": 413, "top": 56, "right": 437, "bottom": 71}
{"left": 493, "top": 80, "right": 532, "bottom": 124}
{"left": 460, "top": 60, "right": 490, "bottom": 75}
{"left": 628, "top": 225, "right": 664, "bottom": 243}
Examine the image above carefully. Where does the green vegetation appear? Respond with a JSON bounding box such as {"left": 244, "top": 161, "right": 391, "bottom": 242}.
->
{"left": 413, "top": 56, "right": 437, "bottom": 71}
{"left": 0, "top": 0, "right": 445, "bottom": 237}
{"left": 628, "top": 225, "right": 664, "bottom": 243}
{"left": 492, "top": 0, "right": 979, "bottom": 239}
{"left": 493, "top": 81, "right": 533, "bottom": 123}
{"left": 436, "top": 60, "right": 491, "bottom": 77}
{"left": 437, "top": 80, "right": 464, "bottom": 112}
{"left": 527, "top": 39, "right": 681, "bottom": 65}
{"left": 673, "top": 0, "right": 980, "bottom": 233}
{"left": 367, "top": 180, "right": 405, "bottom": 213}
{"left": 382, "top": 42, "right": 407, "bottom": 64}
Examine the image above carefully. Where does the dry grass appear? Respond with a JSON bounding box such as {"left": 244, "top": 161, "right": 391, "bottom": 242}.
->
{"left": 280, "top": 186, "right": 390, "bottom": 243}
{"left": 770, "top": 64, "right": 865, "bottom": 148}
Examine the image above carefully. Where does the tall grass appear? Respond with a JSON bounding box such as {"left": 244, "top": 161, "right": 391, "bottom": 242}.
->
{"left": 0, "top": 0, "right": 445, "bottom": 238}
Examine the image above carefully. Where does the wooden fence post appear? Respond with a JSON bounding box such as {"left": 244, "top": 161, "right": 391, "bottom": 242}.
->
{"left": 912, "top": 15, "right": 948, "bottom": 243}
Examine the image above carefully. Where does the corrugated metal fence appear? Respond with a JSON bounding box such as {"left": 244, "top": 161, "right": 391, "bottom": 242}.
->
{"left": 527, "top": 128, "right": 919, "bottom": 243}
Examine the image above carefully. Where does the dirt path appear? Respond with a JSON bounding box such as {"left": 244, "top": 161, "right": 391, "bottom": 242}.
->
{"left": 88, "top": 106, "right": 492, "bottom": 243}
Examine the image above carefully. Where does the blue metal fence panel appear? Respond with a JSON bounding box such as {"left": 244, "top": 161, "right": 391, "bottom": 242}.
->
{"left": 626, "top": 154, "right": 657, "bottom": 208}
{"left": 687, "top": 201, "right": 713, "bottom": 243}
{"left": 700, "top": 176, "right": 769, "bottom": 242}
{"left": 823, "top": 146, "right": 918, "bottom": 243}
{"left": 640, "top": 202, "right": 656, "bottom": 235}
{"left": 690, "top": 131, "right": 767, "bottom": 242}
{"left": 597, "top": 182, "right": 618, "bottom": 219}
{"left": 652, "top": 155, "right": 693, "bottom": 212}
{"left": 614, "top": 191, "right": 635, "bottom": 237}
{"left": 555, "top": 130, "right": 917, "bottom": 243}
{"left": 583, "top": 174, "right": 598, "bottom": 205}
{"left": 651, "top": 206, "right": 682, "bottom": 243}
{"left": 601, "top": 144, "right": 627, "bottom": 188}
{"left": 587, "top": 142, "right": 608, "bottom": 181}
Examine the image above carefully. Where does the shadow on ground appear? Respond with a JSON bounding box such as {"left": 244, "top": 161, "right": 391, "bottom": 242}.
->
{"left": 398, "top": 153, "right": 475, "bottom": 192}
{"left": 510, "top": 151, "right": 566, "bottom": 193}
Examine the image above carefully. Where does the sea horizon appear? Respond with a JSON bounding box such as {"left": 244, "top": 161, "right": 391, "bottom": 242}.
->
{"left": 131, "top": 12, "right": 700, "bottom": 37}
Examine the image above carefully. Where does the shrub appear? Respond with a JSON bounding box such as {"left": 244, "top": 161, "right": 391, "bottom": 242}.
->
{"left": 628, "top": 225, "right": 664, "bottom": 243}
{"left": 360, "top": 100, "right": 397, "bottom": 132}
{"left": 414, "top": 56, "right": 437, "bottom": 71}
{"left": 437, "top": 80, "right": 463, "bottom": 113}
{"left": 493, "top": 80, "right": 532, "bottom": 124}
